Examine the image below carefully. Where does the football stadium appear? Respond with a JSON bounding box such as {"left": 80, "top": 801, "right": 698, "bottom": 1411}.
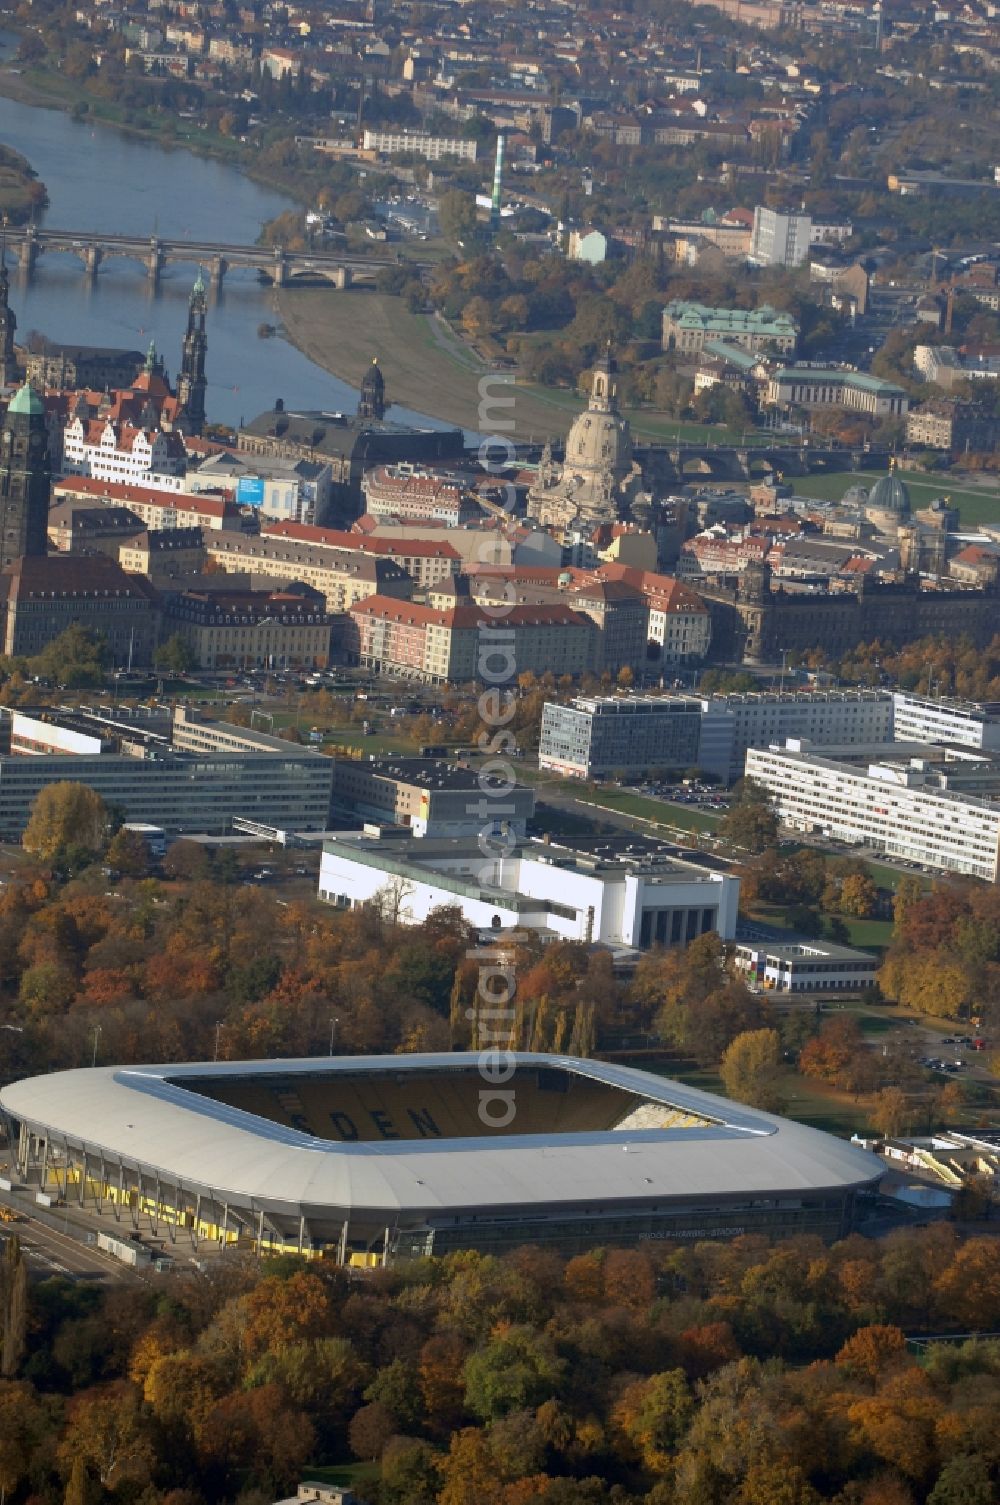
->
{"left": 0, "top": 1053, "right": 882, "bottom": 1261}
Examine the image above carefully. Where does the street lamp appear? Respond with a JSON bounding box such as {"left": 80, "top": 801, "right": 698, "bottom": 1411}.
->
{"left": 214, "top": 1021, "right": 224, "bottom": 1062}
{"left": 328, "top": 1017, "right": 339, "bottom": 1056}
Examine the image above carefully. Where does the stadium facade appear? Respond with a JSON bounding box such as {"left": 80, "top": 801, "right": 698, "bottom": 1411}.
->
{"left": 0, "top": 1054, "right": 882, "bottom": 1261}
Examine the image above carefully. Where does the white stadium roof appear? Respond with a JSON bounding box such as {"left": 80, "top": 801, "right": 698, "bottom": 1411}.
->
{"left": 0, "top": 1054, "right": 881, "bottom": 1223}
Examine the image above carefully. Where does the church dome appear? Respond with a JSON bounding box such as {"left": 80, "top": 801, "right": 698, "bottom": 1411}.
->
{"left": 867, "top": 470, "right": 910, "bottom": 516}
{"left": 565, "top": 407, "right": 631, "bottom": 478}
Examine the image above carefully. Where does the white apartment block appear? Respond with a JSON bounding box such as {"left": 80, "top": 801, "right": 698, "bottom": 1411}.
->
{"left": 362, "top": 130, "right": 478, "bottom": 161}
{"left": 746, "top": 741, "right": 1000, "bottom": 882}
{"left": 892, "top": 692, "right": 1000, "bottom": 752}
{"left": 705, "top": 689, "right": 894, "bottom": 783}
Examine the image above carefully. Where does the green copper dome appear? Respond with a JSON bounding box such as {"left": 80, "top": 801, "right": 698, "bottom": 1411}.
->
{"left": 867, "top": 470, "right": 911, "bottom": 516}
{"left": 7, "top": 381, "right": 44, "bottom": 417}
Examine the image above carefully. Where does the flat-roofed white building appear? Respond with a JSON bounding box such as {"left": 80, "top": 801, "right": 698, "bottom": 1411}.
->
{"left": 892, "top": 692, "right": 1000, "bottom": 752}
{"left": 319, "top": 831, "right": 740, "bottom": 950}
{"left": 733, "top": 936, "right": 879, "bottom": 994}
{"left": 705, "top": 689, "right": 894, "bottom": 782}
{"left": 362, "top": 129, "right": 478, "bottom": 161}
{"left": 746, "top": 739, "right": 1000, "bottom": 882}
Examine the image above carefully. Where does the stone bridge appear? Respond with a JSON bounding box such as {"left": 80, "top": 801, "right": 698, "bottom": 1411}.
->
{"left": 637, "top": 442, "right": 889, "bottom": 485}
{"left": 4, "top": 226, "right": 428, "bottom": 289}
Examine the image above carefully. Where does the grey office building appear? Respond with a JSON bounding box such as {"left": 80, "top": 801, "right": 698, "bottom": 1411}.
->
{"left": 539, "top": 696, "right": 703, "bottom": 779}
{"left": 538, "top": 689, "right": 894, "bottom": 785}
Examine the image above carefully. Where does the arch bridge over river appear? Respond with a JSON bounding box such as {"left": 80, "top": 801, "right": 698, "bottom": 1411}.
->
{"left": 637, "top": 441, "right": 890, "bottom": 483}
{"left": 4, "top": 226, "right": 427, "bottom": 289}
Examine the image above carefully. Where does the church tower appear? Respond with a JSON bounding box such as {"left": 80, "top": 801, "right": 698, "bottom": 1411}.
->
{"left": 177, "top": 269, "right": 208, "bottom": 436}
{"left": 0, "top": 382, "right": 50, "bottom": 570}
{"left": 358, "top": 356, "right": 386, "bottom": 422}
{"left": 0, "top": 249, "right": 17, "bottom": 389}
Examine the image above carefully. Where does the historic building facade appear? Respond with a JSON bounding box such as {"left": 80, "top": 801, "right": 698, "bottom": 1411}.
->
{"left": 527, "top": 350, "right": 644, "bottom": 537}
{"left": 702, "top": 561, "right": 1000, "bottom": 664}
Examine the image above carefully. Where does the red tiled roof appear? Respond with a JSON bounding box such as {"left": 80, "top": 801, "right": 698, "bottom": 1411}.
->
{"left": 52, "top": 476, "right": 231, "bottom": 516}
{"left": 263, "top": 520, "right": 460, "bottom": 560}
{"left": 350, "top": 595, "right": 591, "bottom": 630}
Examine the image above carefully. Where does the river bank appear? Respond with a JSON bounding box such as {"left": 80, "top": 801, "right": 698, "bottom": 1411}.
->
{"left": 275, "top": 285, "right": 783, "bottom": 446}
{"left": 0, "top": 54, "right": 307, "bottom": 209}
{"left": 0, "top": 137, "right": 45, "bottom": 223}
{"left": 276, "top": 286, "right": 586, "bottom": 439}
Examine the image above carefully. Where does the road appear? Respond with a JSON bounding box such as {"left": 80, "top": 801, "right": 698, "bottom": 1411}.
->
{"left": 3, "top": 1211, "right": 132, "bottom": 1282}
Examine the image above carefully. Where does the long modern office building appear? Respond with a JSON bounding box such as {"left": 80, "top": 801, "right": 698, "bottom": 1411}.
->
{"left": 0, "top": 707, "right": 334, "bottom": 838}
{"left": 708, "top": 689, "right": 894, "bottom": 783}
{"left": 319, "top": 830, "right": 740, "bottom": 950}
{"left": 539, "top": 690, "right": 894, "bottom": 783}
{"left": 891, "top": 692, "right": 1000, "bottom": 752}
{"left": 746, "top": 739, "right": 1000, "bottom": 881}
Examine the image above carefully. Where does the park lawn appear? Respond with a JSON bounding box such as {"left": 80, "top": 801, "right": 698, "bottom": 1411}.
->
{"left": 532, "top": 802, "right": 610, "bottom": 837}
{"left": 654, "top": 1059, "right": 869, "bottom": 1137}
{"left": 653, "top": 1062, "right": 726, "bottom": 1096}
{"left": 299, "top": 1463, "right": 379, "bottom": 1489}
{"left": 746, "top": 900, "right": 894, "bottom": 954}
{"left": 791, "top": 468, "right": 1000, "bottom": 529}
{"left": 841, "top": 917, "right": 895, "bottom": 950}
{"left": 578, "top": 789, "right": 723, "bottom": 834}
{"left": 861, "top": 859, "right": 931, "bottom": 893}
{"left": 777, "top": 1070, "right": 873, "bottom": 1137}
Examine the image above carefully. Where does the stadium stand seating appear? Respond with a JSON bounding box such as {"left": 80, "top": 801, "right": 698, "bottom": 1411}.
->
{"left": 182, "top": 1067, "right": 712, "bottom": 1142}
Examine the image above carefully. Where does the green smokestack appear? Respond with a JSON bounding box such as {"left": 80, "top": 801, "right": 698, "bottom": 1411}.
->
{"left": 490, "top": 134, "right": 504, "bottom": 231}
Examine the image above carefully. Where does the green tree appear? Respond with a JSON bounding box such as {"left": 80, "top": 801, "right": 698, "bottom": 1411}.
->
{"left": 719, "top": 780, "right": 778, "bottom": 854}
{"left": 23, "top": 782, "right": 108, "bottom": 864}
{"left": 154, "top": 633, "right": 196, "bottom": 673}
{"left": 63, "top": 1455, "right": 103, "bottom": 1505}
{"left": 439, "top": 189, "right": 477, "bottom": 244}
{"left": 893, "top": 875, "right": 925, "bottom": 929}
{"left": 104, "top": 827, "right": 151, "bottom": 879}
{"left": 463, "top": 1326, "right": 564, "bottom": 1422}
{"left": 870, "top": 1086, "right": 914, "bottom": 1138}
{"left": 379, "top": 1436, "right": 441, "bottom": 1505}
{"left": 927, "top": 1454, "right": 994, "bottom": 1505}
{"left": 720, "top": 1028, "right": 785, "bottom": 1112}
{"left": 613, "top": 1369, "right": 694, "bottom": 1473}
{"left": 0, "top": 1237, "right": 28, "bottom": 1377}
{"left": 30, "top": 625, "right": 108, "bottom": 689}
